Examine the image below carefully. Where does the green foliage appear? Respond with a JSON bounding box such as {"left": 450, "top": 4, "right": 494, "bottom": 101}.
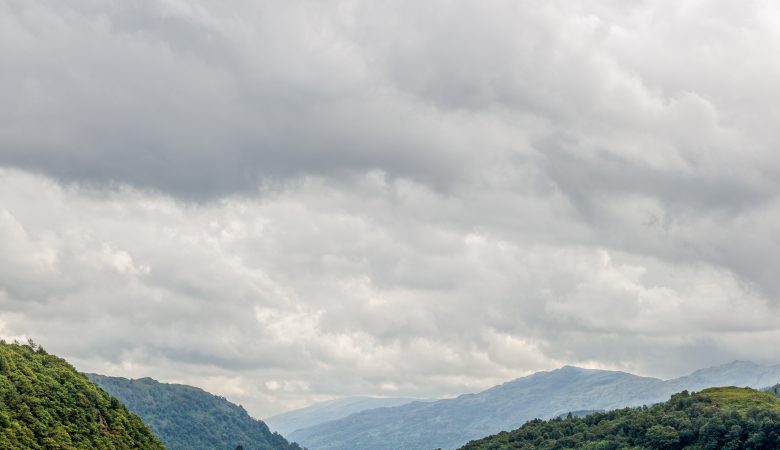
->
{"left": 87, "top": 374, "right": 302, "bottom": 450}
{"left": 0, "top": 340, "right": 164, "bottom": 449}
{"left": 460, "top": 387, "right": 780, "bottom": 450}
{"left": 699, "top": 387, "right": 780, "bottom": 414}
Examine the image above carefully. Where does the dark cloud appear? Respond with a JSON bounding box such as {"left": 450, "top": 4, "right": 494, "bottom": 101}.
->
{"left": 1, "top": 0, "right": 498, "bottom": 198}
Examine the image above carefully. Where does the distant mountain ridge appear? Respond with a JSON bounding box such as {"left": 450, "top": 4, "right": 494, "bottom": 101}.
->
{"left": 288, "top": 360, "right": 780, "bottom": 450}
{"left": 765, "top": 384, "right": 780, "bottom": 397}
{"left": 264, "top": 396, "right": 425, "bottom": 436}
{"left": 87, "top": 374, "right": 302, "bottom": 450}
{"left": 669, "top": 360, "right": 780, "bottom": 391}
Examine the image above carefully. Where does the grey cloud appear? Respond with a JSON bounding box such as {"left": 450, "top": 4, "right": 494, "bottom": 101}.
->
{"left": 5, "top": 0, "right": 776, "bottom": 201}
{"left": 3, "top": 0, "right": 780, "bottom": 418}
{"left": 2, "top": 170, "right": 780, "bottom": 418}
{"left": 1, "top": 0, "right": 498, "bottom": 198}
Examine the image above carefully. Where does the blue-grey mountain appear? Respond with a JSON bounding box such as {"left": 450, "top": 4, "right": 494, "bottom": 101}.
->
{"left": 289, "top": 361, "right": 780, "bottom": 450}
{"left": 264, "top": 396, "right": 424, "bottom": 436}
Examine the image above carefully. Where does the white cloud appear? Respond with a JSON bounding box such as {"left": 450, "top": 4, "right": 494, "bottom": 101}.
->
{"left": 1, "top": 169, "right": 779, "bottom": 417}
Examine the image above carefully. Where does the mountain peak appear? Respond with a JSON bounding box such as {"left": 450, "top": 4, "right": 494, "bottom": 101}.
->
{"left": 287, "top": 360, "right": 780, "bottom": 450}
{"left": 559, "top": 364, "right": 586, "bottom": 371}
{"left": 552, "top": 365, "right": 629, "bottom": 376}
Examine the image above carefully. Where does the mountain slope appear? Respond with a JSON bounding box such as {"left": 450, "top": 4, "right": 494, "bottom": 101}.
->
{"left": 0, "top": 341, "right": 163, "bottom": 450}
{"left": 290, "top": 362, "right": 780, "bottom": 450}
{"left": 290, "top": 367, "right": 666, "bottom": 450}
{"left": 87, "top": 374, "right": 302, "bottom": 450}
{"left": 264, "top": 396, "right": 423, "bottom": 436}
{"left": 460, "top": 387, "right": 780, "bottom": 449}
{"left": 668, "top": 360, "right": 780, "bottom": 392}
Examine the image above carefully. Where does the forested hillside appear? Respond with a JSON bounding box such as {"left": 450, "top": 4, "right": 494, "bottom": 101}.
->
{"left": 460, "top": 387, "right": 780, "bottom": 450}
{"left": 88, "top": 374, "right": 302, "bottom": 450}
{"left": 0, "top": 340, "right": 163, "bottom": 449}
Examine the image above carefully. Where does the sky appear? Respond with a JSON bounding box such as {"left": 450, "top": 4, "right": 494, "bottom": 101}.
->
{"left": 2, "top": 0, "right": 780, "bottom": 418}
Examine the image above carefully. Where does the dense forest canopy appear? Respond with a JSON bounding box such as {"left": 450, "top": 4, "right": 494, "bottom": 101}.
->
{"left": 88, "top": 374, "right": 303, "bottom": 450}
{"left": 0, "top": 340, "right": 163, "bottom": 449}
{"left": 459, "top": 387, "right": 780, "bottom": 450}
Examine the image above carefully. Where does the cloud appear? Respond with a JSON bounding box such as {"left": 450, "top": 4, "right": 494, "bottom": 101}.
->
{"left": 2, "top": 0, "right": 780, "bottom": 417}
{"left": 4, "top": 1, "right": 774, "bottom": 199}
{"left": 1, "top": 169, "right": 779, "bottom": 418}
{"left": 1, "top": 0, "right": 520, "bottom": 197}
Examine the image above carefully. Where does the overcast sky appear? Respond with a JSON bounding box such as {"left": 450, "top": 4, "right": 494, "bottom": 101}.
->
{"left": 2, "top": 0, "right": 780, "bottom": 418}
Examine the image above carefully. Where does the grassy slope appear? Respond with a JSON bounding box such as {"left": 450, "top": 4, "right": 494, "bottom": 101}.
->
{"left": 0, "top": 341, "right": 164, "bottom": 449}
{"left": 698, "top": 386, "right": 780, "bottom": 414}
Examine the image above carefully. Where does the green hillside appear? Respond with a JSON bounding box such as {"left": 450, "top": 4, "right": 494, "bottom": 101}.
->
{"left": 460, "top": 387, "right": 780, "bottom": 450}
{"left": 87, "top": 374, "right": 302, "bottom": 450}
{"left": 0, "top": 340, "right": 163, "bottom": 449}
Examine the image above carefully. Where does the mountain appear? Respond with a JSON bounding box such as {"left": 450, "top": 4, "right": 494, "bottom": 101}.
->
{"left": 459, "top": 386, "right": 780, "bottom": 449}
{"left": 87, "top": 374, "right": 302, "bottom": 450}
{"left": 667, "top": 360, "right": 780, "bottom": 391}
{"left": 289, "top": 361, "right": 780, "bottom": 450}
{"left": 0, "top": 340, "right": 163, "bottom": 449}
{"left": 289, "top": 366, "right": 665, "bottom": 450}
{"left": 264, "top": 396, "right": 424, "bottom": 436}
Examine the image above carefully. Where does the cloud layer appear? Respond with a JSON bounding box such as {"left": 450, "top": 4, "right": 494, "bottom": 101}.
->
{"left": 2, "top": 0, "right": 780, "bottom": 417}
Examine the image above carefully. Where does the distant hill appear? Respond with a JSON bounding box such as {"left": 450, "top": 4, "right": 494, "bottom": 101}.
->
{"left": 289, "top": 361, "right": 780, "bottom": 450}
{"left": 87, "top": 374, "right": 302, "bottom": 450}
{"left": 0, "top": 340, "right": 163, "bottom": 449}
{"left": 667, "top": 360, "right": 780, "bottom": 392}
{"left": 460, "top": 387, "right": 780, "bottom": 449}
{"left": 264, "top": 396, "right": 424, "bottom": 436}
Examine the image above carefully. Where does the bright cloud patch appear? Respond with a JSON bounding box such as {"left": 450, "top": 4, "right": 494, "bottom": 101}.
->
{"left": 1, "top": 170, "right": 779, "bottom": 417}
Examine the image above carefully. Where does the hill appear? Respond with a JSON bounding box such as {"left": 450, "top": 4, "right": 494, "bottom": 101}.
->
{"left": 264, "top": 396, "right": 424, "bottom": 436}
{"left": 459, "top": 387, "right": 780, "bottom": 449}
{"left": 87, "top": 374, "right": 302, "bottom": 450}
{"left": 288, "top": 362, "right": 780, "bottom": 450}
{"left": 0, "top": 340, "right": 163, "bottom": 449}
{"left": 667, "top": 361, "right": 780, "bottom": 392}
{"left": 289, "top": 366, "right": 665, "bottom": 450}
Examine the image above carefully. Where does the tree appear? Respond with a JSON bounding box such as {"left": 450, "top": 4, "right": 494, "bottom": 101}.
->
{"left": 646, "top": 424, "right": 680, "bottom": 449}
